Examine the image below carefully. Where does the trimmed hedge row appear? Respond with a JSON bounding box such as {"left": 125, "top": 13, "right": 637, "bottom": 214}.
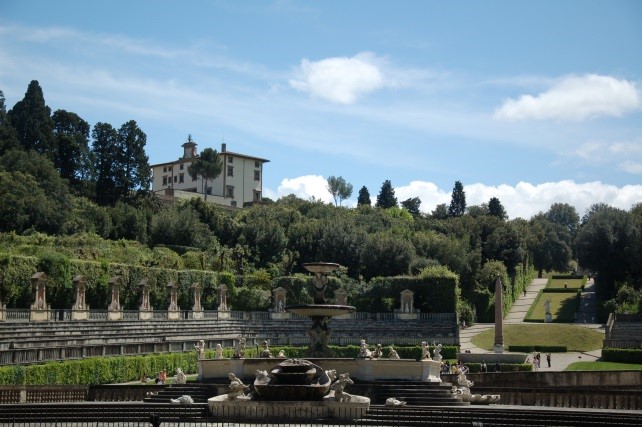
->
{"left": 507, "top": 345, "right": 568, "bottom": 353}
{"left": 463, "top": 363, "right": 532, "bottom": 373}
{"left": 0, "top": 352, "right": 198, "bottom": 386}
{"left": 602, "top": 348, "right": 642, "bottom": 364}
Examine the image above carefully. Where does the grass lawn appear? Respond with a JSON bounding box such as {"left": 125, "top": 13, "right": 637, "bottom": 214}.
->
{"left": 471, "top": 324, "right": 604, "bottom": 352}
{"left": 566, "top": 361, "right": 642, "bottom": 371}
{"left": 548, "top": 278, "right": 584, "bottom": 290}
{"left": 526, "top": 292, "right": 579, "bottom": 322}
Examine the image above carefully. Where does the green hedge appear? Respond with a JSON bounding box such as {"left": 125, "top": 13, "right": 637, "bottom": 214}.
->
{"left": 463, "top": 363, "right": 532, "bottom": 373}
{"left": 602, "top": 348, "right": 642, "bottom": 364}
{"left": 364, "top": 276, "right": 458, "bottom": 313}
{"left": 507, "top": 345, "right": 567, "bottom": 353}
{"left": 0, "top": 352, "right": 198, "bottom": 386}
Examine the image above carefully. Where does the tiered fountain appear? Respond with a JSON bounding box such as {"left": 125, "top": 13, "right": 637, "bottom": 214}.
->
{"left": 286, "top": 262, "right": 356, "bottom": 357}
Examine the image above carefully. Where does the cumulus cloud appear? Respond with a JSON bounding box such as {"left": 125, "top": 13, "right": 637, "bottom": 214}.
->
{"left": 289, "top": 52, "right": 386, "bottom": 104}
{"left": 494, "top": 74, "right": 640, "bottom": 121}
{"left": 396, "top": 180, "right": 642, "bottom": 219}
{"left": 268, "top": 175, "right": 333, "bottom": 203}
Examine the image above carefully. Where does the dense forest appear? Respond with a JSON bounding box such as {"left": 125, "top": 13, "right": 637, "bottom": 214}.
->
{"left": 1, "top": 80, "right": 641, "bottom": 322}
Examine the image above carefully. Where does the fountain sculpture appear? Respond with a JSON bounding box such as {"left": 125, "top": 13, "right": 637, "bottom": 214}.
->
{"left": 285, "top": 262, "right": 356, "bottom": 357}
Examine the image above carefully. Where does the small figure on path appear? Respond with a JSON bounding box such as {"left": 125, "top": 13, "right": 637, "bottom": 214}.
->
{"left": 546, "top": 353, "right": 551, "bottom": 368}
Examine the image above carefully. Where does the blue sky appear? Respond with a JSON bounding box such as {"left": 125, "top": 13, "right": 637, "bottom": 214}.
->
{"left": 1, "top": 0, "right": 641, "bottom": 219}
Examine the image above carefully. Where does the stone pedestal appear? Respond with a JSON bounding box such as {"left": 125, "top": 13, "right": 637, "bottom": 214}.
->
{"left": 167, "top": 280, "right": 180, "bottom": 320}
{"left": 0, "top": 303, "right": 6, "bottom": 321}
{"left": 422, "top": 359, "right": 443, "bottom": 383}
{"left": 217, "top": 284, "right": 228, "bottom": 311}
{"left": 138, "top": 278, "right": 153, "bottom": 319}
{"left": 494, "top": 344, "right": 505, "bottom": 354}
{"left": 395, "top": 312, "right": 419, "bottom": 320}
{"left": 192, "top": 310, "right": 204, "bottom": 319}
{"left": 30, "top": 272, "right": 51, "bottom": 322}
{"left": 545, "top": 313, "right": 553, "bottom": 323}
{"left": 107, "top": 276, "right": 122, "bottom": 321}
{"left": 71, "top": 275, "right": 89, "bottom": 321}
{"left": 218, "top": 310, "right": 231, "bottom": 319}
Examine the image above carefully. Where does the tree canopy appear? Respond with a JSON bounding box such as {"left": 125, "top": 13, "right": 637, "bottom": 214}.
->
{"left": 188, "top": 147, "right": 222, "bottom": 200}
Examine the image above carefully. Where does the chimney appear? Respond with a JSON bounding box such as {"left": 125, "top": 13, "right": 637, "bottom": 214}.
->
{"left": 221, "top": 143, "right": 227, "bottom": 153}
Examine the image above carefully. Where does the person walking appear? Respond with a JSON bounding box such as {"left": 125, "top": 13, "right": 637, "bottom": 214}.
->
{"left": 546, "top": 353, "right": 551, "bottom": 368}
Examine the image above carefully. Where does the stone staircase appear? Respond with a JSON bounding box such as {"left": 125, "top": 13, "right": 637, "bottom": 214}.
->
{"left": 143, "top": 383, "right": 221, "bottom": 403}
{"left": 351, "top": 380, "right": 468, "bottom": 406}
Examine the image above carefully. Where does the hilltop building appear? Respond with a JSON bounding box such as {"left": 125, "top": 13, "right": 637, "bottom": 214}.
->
{"left": 151, "top": 136, "right": 269, "bottom": 208}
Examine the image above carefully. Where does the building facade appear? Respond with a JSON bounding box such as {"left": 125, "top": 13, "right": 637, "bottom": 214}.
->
{"left": 151, "top": 137, "right": 269, "bottom": 208}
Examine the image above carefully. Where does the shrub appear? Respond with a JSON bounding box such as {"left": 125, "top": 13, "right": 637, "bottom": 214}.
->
{"left": 602, "top": 348, "right": 642, "bottom": 364}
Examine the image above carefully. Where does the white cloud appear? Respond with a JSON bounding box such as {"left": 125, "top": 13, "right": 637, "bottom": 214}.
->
{"left": 289, "top": 52, "right": 386, "bottom": 104}
{"left": 268, "top": 175, "right": 333, "bottom": 203}
{"left": 494, "top": 74, "right": 640, "bottom": 121}
{"left": 619, "top": 161, "right": 642, "bottom": 174}
{"left": 386, "top": 180, "right": 642, "bottom": 220}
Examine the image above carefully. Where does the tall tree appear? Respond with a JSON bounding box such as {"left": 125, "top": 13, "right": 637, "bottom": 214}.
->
{"left": 92, "top": 122, "right": 119, "bottom": 205}
{"left": 188, "top": 147, "right": 222, "bottom": 201}
{"left": 401, "top": 197, "right": 422, "bottom": 217}
{"left": 7, "top": 80, "right": 55, "bottom": 157}
{"left": 357, "top": 186, "right": 371, "bottom": 206}
{"left": 116, "top": 120, "right": 151, "bottom": 201}
{"left": 52, "top": 109, "right": 92, "bottom": 190}
{"left": 431, "top": 203, "right": 449, "bottom": 219}
{"left": 0, "top": 90, "right": 20, "bottom": 156}
{"left": 326, "top": 175, "right": 353, "bottom": 206}
{"left": 376, "top": 180, "right": 397, "bottom": 209}
{"left": 546, "top": 202, "right": 579, "bottom": 235}
{"left": 488, "top": 197, "right": 507, "bottom": 220}
{"left": 448, "top": 180, "right": 466, "bottom": 217}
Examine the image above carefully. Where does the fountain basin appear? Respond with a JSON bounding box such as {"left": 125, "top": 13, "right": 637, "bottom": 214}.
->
{"left": 208, "top": 398, "right": 369, "bottom": 420}
{"left": 286, "top": 304, "right": 355, "bottom": 317}
{"left": 302, "top": 262, "right": 341, "bottom": 274}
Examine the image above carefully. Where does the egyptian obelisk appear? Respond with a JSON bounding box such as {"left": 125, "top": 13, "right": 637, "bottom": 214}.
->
{"left": 494, "top": 276, "right": 504, "bottom": 353}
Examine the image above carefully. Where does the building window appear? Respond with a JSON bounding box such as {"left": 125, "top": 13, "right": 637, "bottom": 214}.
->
{"left": 228, "top": 156, "right": 234, "bottom": 163}
{"left": 255, "top": 160, "right": 260, "bottom": 168}
{"left": 254, "top": 190, "right": 261, "bottom": 202}
{"left": 206, "top": 187, "right": 212, "bottom": 195}
{"left": 231, "top": 200, "right": 237, "bottom": 207}
{"left": 254, "top": 170, "right": 260, "bottom": 181}
{"left": 180, "top": 163, "right": 184, "bottom": 170}
{"left": 226, "top": 185, "right": 234, "bottom": 198}
{"left": 169, "top": 166, "right": 173, "bottom": 171}
{"left": 227, "top": 166, "right": 234, "bottom": 177}
{"left": 174, "top": 176, "right": 177, "bottom": 183}
{"left": 192, "top": 174, "right": 197, "bottom": 182}
{"left": 179, "top": 173, "right": 184, "bottom": 183}
{"left": 163, "top": 176, "right": 167, "bottom": 186}
{"left": 163, "top": 166, "right": 167, "bottom": 172}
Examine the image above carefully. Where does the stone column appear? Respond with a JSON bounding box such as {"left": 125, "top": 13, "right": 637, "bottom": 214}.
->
{"left": 30, "top": 272, "right": 50, "bottom": 321}
{"left": 191, "top": 282, "right": 203, "bottom": 319}
{"left": 167, "top": 280, "right": 180, "bottom": 320}
{"left": 138, "top": 278, "right": 153, "bottom": 320}
{"left": 71, "top": 275, "right": 89, "bottom": 320}
{"left": 217, "top": 284, "right": 230, "bottom": 319}
{"left": 494, "top": 276, "right": 504, "bottom": 353}
{"left": 107, "top": 276, "right": 122, "bottom": 320}
{"left": 271, "top": 287, "right": 289, "bottom": 319}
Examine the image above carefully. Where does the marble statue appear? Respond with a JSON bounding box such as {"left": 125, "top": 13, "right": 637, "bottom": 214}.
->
{"left": 543, "top": 298, "right": 552, "bottom": 315}
{"left": 174, "top": 367, "right": 187, "bottom": 384}
{"left": 259, "top": 340, "right": 273, "bottom": 358}
{"left": 452, "top": 370, "right": 500, "bottom": 405}
{"left": 388, "top": 346, "right": 400, "bottom": 359}
{"left": 227, "top": 373, "right": 249, "bottom": 400}
{"left": 170, "top": 395, "right": 194, "bottom": 404}
{"left": 432, "top": 343, "right": 443, "bottom": 362}
{"left": 255, "top": 370, "right": 270, "bottom": 385}
{"left": 215, "top": 343, "right": 224, "bottom": 359}
{"left": 421, "top": 341, "right": 432, "bottom": 360}
{"left": 385, "top": 397, "right": 407, "bottom": 406}
{"left": 357, "top": 339, "right": 372, "bottom": 358}
{"left": 194, "top": 340, "right": 205, "bottom": 359}
{"left": 372, "top": 343, "right": 383, "bottom": 359}
{"left": 277, "top": 349, "right": 286, "bottom": 358}
{"left": 233, "top": 338, "right": 246, "bottom": 358}
{"left": 330, "top": 373, "right": 354, "bottom": 402}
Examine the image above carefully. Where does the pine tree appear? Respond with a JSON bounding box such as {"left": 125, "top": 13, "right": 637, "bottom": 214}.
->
{"left": 0, "top": 90, "right": 20, "bottom": 156}
{"left": 7, "top": 80, "right": 54, "bottom": 157}
{"left": 188, "top": 147, "right": 222, "bottom": 201}
{"left": 357, "top": 186, "right": 371, "bottom": 206}
{"left": 376, "top": 180, "right": 397, "bottom": 208}
{"left": 448, "top": 180, "right": 466, "bottom": 217}
{"left": 488, "top": 197, "right": 507, "bottom": 220}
